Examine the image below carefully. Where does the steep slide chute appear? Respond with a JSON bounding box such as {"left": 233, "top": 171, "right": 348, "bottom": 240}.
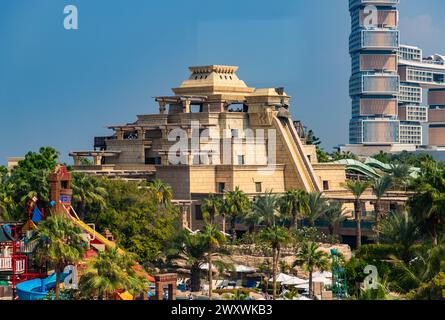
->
{"left": 272, "top": 116, "right": 321, "bottom": 192}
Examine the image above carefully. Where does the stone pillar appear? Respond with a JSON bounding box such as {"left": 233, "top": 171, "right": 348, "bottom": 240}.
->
{"left": 73, "top": 156, "right": 82, "bottom": 166}
{"left": 94, "top": 155, "right": 103, "bottom": 166}
{"left": 168, "top": 283, "right": 177, "bottom": 301}
{"left": 159, "top": 101, "right": 166, "bottom": 115}
{"left": 116, "top": 130, "right": 124, "bottom": 140}
{"left": 183, "top": 100, "right": 191, "bottom": 113}
{"left": 138, "top": 128, "right": 145, "bottom": 141}
{"left": 154, "top": 282, "right": 164, "bottom": 301}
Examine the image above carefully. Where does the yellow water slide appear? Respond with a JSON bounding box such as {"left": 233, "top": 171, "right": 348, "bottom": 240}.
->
{"left": 63, "top": 206, "right": 122, "bottom": 253}
{"left": 272, "top": 116, "right": 321, "bottom": 192}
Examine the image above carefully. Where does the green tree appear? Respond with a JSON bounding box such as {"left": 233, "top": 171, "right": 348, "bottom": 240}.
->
{"left": 323, "top": 200, "right": 346, "bottom": 237}
{"left": 331, "top": 151, "right": 358, "bottom": 161}
{"left": 224, "top": 187, "right": 250, "bottom": 240}
{"left": 259, "top": 226, "right": 290, "bottom": 300}
{"left": 0, "top": 169, "right": 17, "bottom": 221}
{"left": 79, "top": 249, "right": 147, "bottom": 300}
{"left": 305, "top": 192, "right": 329, "bottom": 227}
{"left": 252, "top": 192, "right": 281, "bottom": 228}
{"left": 279, "top": 189, "right": 309, "bottom": 230}
{"left": 293, "top": 241, "right": 330, "bottom": 298}
{"left": 148, "top": 178, "right": 173, "bottom": 207}
{"left": 390, "top": 164, "right": 411, "bottom": 190}
{"left": 342, "top": 180, "right": 371, "bottom": 250}
{"left": 409, "top": 164, "right": 445, "bottom": 246}
{"left": 96, "top": 179, "right": 180, "bottom": 263}
{"left": 201, "top": 223, "right": 226, "bottom": 300}
{"left": 376, "top": 212, "right": 419, "bottom": 264}
{"left": 7, "top": 147, "right": 59, "bottom": 219}
{"left": 372, "top": 175, "right": 393, "bottom": 243}
{"left": 72, "top": 173, "right": 107, "bottom": 221}
{"left": 34, "top": 214, "right": 86, "bottom": 300}
{"left": 201, "top": 194, "right": 223, "bottom": 225}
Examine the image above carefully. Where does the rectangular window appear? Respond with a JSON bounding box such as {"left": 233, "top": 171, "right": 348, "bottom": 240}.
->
{"left": 255, "top": 182, "right": 262, "bottom": 193}
{"left": 195, "top": 205, "right": 203, "bottom": 221}
{"left": 323, "top": 181, "right": 330, "bottom": 191}
{"left": 218, "top": 183, "right": 225, "bottom": 193}
{"left": 238, "top": 155, "right": 245, "bottom": 165}
{"left": 145, "top": 157, "right": 161, "bottom": 165}
{"left": 231, "top": 129, "right": 239, "bottom": 138}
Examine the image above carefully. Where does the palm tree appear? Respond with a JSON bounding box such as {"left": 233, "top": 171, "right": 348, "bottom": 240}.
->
{"left": 280, "top": 189, "right": 309, "bottom": 230}
{"left": 390, "top": 164, "right": 411, "bottom": 190}
{"left": 201, "top": 194, "right": 223, "bottom": 225}
{"left": 34, "top": 214, "right": 86, "bottom": 300}
{"left": 409, "top": 165, "right": 445, "bottom": 247}
{"left": 293, "top": 241, "right": 329, "bottom": 298}
{"left": 148, "top": 179, "right": 173, "bottom": 207}
{"left": 371, "top": 175, "right": 393, "bottom": 243}
{"left": 178, "top": 232, "right": 208, "bottom": 292}
{"left": 200, "top": 223, "right": 226, "bottom": 300}
{"left": 342, "top": 180, "right": 371, "bottom": 250}
{"left": 79, "top": 249, "right": 147, "bottom": 300}
{"left": 259, "top": 225, "right": 290, "bottom": 300}
{"left": 323, "top": 200, "right": 346, "bottom": 237}
{"left": 224, "top": 187, "right": 250, "bottom": 240}
{"left": 0, "top": 171, "right": 18, "bottom": 221}
{"left": 252, "top": 192, "right": 281, "bottom": 228}
{"left": 72, "top": 173, "right": 107, "bottom": 221}
{"left": 305, "top": 192, "right": 329, "bottom": 227}
{"left": 376, "top": 211, "right": 419, "bottom": 264}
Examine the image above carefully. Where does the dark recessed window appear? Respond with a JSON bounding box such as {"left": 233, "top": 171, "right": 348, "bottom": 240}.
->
{"left": 218, "top": 182, "right": 225, "bottom": 193}
{"left": 323, "top": 181, "right": 330, "bottom": 191}
{"left": 195, "top": 205, "right": 203, "bottom": 221}
{"left": 238, "top": 155, "right": 245, "bottom": 165}
{"left": 255, "top": 182, "right": 262, "bottom": 193}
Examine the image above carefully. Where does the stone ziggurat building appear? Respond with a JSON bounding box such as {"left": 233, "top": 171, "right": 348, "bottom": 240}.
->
{"left": 70, "top": 65, "right": 408, "bottom": 234}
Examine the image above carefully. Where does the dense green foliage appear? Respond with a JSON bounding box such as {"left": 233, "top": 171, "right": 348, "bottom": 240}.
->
{"left": 93, "top": 179, "right": 181, "bottom": 264}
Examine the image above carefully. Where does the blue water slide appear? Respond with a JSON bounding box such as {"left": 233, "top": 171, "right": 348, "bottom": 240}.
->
{"left": 16, "top": 271, "right": 71, "bottom": 300}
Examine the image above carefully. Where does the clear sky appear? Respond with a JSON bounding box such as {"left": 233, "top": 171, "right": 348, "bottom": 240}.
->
{"left": 1, "top": 0, "right": 445, "bottom": 164}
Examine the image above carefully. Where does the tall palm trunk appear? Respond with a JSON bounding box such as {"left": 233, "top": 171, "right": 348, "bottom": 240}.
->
{"left": 208, "top": 250, "right": 213, "bottom": 300}
{"left": 272, "top": 246, "right": 277, "bottom": 300}
{"left": 355, "top": 199, "right": 362, "bottom": 250}
{"left": 231, "top": 216, "right": 237, "bottom": 240}
{"left": 190, "top": 265, "right": 201, "bottom": 292}
{"left": 374, "top": 200, "right": 381, "bottom": 244}
{"left": 308, "top": 270, "right": 313, "bottom": 299}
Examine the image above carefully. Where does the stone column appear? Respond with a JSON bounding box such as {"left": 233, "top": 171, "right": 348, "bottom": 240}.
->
{"left": 183, "top": 100, "right": 191, "bottom": 113}
{"left": 138, "top": 128, "right": 145, "bottom": 141}
{"left": 94, "top": 155, "right": 103, "bottom": 166}
{"left": 154, "top": 282, "right": 164, "bottom": 301}
{"left": 169, "top": 283, "right": 177, "bottom": 300}
{"left": 73, "top": 156, "right": 82, "bottom": 166}
{"left": 159, "top": 101, "right": 166, "bottom": 115}
{"left": 116, "top": 129, "right": 124, "bottom": 140}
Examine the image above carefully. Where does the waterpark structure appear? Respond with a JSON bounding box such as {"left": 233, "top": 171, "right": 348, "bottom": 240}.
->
{"left": 0, "top": 165, "right": 177, "bottom": 300}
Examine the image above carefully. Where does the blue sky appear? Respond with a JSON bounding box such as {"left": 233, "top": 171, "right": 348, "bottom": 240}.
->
{"left": 1, "top": 0, "right": 444, "bottom": 164}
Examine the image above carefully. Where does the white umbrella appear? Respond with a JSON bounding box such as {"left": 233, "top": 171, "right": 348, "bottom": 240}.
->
{"left": 312, "top": 276, "right": 332, "bottom": 285}
{"left": 235, "top": 265, "right": 255, "bottom": 273}
{"left": 276, "top": 273, "right": 295, "bottom": 282}
{"left": 282, "top": 277, "right": 308, "bottom": 286}
{"left": 312, "top": 271, "right": 332, "bottom": 279}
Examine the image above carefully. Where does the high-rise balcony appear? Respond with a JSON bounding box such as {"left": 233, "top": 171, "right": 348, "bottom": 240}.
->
{"left": 350, "top": 74, "right": 399, "bottom": 95}
{"left": 349, "top": 0, "right": 399, "bottom": 11}
{"left": 350, "top": 30, "right": 399, "bottom": 53}
{"left": 362, "top": 74, "right": 399, "bottom": 94}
